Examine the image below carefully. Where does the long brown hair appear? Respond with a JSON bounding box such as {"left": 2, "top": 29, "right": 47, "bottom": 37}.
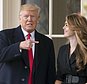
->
{"left": 66, "top": 13, "right": 87, "bottom": 71}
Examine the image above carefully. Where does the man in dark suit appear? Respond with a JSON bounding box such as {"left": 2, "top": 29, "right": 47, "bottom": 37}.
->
{"left": 0, "top": 3, "right": 56, "bottom": 84}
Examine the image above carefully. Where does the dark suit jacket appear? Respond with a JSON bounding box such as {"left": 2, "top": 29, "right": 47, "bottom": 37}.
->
{"left": 56, "top": 44, "right": 87, "bottom": 84}
{"left": 0, "top": 26, "right": 56, "bottom": 84}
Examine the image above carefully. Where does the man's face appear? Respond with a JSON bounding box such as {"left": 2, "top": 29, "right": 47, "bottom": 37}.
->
{"left": 19, "top": 10, "right": 40, "bottom": 33}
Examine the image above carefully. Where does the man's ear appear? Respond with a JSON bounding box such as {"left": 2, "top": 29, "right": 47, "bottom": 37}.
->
{"left": 37, "top": 16, "right": 40, "bottom": 23}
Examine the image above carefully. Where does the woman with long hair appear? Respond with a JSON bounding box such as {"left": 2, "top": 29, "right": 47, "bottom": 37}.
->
{"left": 55, "top": 13, "right": 87, "bottom": 84}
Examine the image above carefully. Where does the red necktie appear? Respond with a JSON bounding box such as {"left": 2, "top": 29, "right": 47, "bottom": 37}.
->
{"left": 27, "top": 33, "right": 33, "bottom": 84}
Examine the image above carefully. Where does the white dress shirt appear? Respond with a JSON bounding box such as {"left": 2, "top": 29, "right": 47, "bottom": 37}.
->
{"left": 21, "top": 28, "right": 35, "bottom": 58}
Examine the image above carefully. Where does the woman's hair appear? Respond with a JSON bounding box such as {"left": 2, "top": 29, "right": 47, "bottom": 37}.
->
{"left": 66, "top": 13, "right": 87, "bottom": 71}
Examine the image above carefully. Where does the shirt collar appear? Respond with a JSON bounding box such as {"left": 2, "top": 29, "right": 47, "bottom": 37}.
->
{"left": 21, "top": 27, "right": 35, "bottom": 39}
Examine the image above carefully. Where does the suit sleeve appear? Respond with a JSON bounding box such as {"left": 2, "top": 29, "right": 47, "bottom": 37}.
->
{"left": 47, "top": 39, "right": 56, "bottom": 84}
{"left": 0, "top": 32, "right": 21, "bottom": 63}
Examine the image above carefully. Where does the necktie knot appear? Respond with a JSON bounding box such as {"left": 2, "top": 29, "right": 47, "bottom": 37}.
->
{"left": 27, "top": 33, "right": 31, "bottom": 39}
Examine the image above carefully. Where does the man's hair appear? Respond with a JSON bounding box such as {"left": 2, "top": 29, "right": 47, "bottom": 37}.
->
{"left": 20, "top": 3, "right": 41, "bottom": 15}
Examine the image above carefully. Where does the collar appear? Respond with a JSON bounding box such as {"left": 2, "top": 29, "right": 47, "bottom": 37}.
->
{"left": 21, "top": 27, "right": 35, "bottom": 39}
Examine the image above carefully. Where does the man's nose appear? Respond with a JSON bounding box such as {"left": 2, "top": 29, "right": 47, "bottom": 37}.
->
{"left": 27, "top": 16, "right": 32, "bottom": 21}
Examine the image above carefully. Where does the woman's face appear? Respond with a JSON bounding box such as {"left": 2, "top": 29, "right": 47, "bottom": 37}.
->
{"left": 63, "top": 20, "right": 75, "bottom": 38}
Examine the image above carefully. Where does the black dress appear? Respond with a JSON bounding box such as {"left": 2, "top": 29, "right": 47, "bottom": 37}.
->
{"left": 56, "top": 44, "right": 87, "bottom": 84}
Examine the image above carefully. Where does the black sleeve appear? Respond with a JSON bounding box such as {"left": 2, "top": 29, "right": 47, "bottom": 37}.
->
{"left": 47, "top": 39, "right": 56, "bottom": 84}
{"left": 0, "top": 31, "right": 21, "bottom": 63}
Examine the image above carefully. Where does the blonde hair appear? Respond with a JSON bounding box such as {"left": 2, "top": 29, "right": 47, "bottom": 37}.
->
{"left": 66, "top": 13, "right": 87, "bottom": 71}
{"left": 20, "top": 3, "right": 41, "bottom": 15}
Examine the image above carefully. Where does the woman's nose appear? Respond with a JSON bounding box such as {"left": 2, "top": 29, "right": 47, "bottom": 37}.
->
{"left": 63, "top": 26, "right": 65, "bottom": 29}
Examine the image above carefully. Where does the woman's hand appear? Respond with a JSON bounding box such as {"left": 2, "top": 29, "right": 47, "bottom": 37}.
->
{"left": 55, "top": 80, "right": 62, "bottom": 84}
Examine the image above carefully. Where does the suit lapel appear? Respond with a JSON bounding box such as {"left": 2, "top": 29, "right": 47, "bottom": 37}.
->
{"left": 13, "top": 26, "right": 25, "bottom": 42}
{"left": 65, "top": 44, "right": 76, "bottom": 65}
{"left": 69, "top": 53, "right": 76, "bottom": 64}
{"left": 65, "top": 44, "right": 76, "bottom": 73}
{"left": 13, "top": 26, "right": 29, "bottom": 66}
{"left": 64, "top": 44, "right": 72, "bottom": 72}
{"left": 32, "top": 31, "right": 41, "bottom": 75}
